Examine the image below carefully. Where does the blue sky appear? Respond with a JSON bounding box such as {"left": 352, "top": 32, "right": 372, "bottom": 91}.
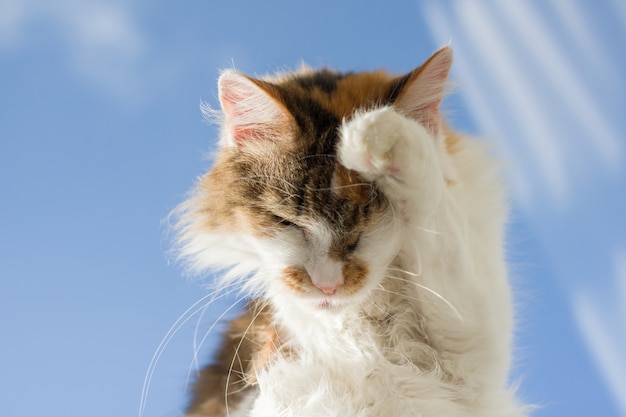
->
{"left": 1, "top": 1, "right": 624, "bottom": 417}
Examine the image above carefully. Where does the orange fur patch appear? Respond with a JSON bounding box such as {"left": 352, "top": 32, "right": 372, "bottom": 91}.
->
{"left": 342, "top": 257, "right": 369, "bottom": 296}
{"left": 315, "top": 71, "right": 395, "bottom": 119}
{"left": 333, "top": 164, "right": 372, "bottom": 206}
{"left": 443, "top": 124, "right": 463, "bottom": 156}
{"left": 282, "top": 266, "right": 311, "bottom": 293}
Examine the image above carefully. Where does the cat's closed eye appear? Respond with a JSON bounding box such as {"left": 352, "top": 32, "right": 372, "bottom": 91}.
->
{"left": 346, "top": 234, "right": 361, "bottom": 253}
{"left": 270, "top": 214, "right": 298, "bottom": 228}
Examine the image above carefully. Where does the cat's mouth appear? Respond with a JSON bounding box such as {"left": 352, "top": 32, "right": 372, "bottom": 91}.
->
{"left": 315, "top": 296, "right": 346, "bottom": 312}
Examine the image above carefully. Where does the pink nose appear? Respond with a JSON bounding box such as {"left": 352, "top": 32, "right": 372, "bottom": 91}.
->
{"left": 315, "top": 284, "right": 342, "bottom": 296}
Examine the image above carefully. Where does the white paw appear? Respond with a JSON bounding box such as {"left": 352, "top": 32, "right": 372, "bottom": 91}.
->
{"left": 338, "top": 106, "right": 445, "bottom": 218}
{"left": 338, "top": 106, "right": 413, "bottom": 182}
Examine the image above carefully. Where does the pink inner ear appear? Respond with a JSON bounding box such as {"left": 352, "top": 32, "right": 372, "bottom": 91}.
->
{"left": 394, "top": 47, "right": 453, "bottom": 137}
{"left": 218, "top": 71, "right": 292, "bottom": 147}
{"left": 220, "top": 85, "right": 257, "bottom": 142}
{"left": 219, "top": 85, "right": 242, "bottom": 113}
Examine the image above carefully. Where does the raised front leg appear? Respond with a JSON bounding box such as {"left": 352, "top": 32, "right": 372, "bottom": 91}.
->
{"left": 337, "top": 106, "right": 446, "bottom": 221}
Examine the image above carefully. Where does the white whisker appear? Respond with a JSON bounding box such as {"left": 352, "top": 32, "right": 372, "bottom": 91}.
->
{"left": 190, "top": 300, "right": 211, "bottom": 376}
{"left": 139, "top": 282, "right": 239, "bottom": 417}
{"left": 186, "top": 293, "right": 247, "bottom": 392}
{"left": 234, "top": 176, "right": 299, "bottom": 199}
{"left": 387, "top": 266, "right": 421, "bottom": 277}
{"left": 292, "top": 153, "right": 336, "bottom": 163}
{"left": 312, "top": 182, "right": 374, "bottom": 192}
{"left": 225, "top": 300, "right": 270, "bottom": 417}
{"left": 413, "top": 225, "right": 443, "bottom": 236}
{"left": 382, "top": 275, "right": 463, "bottom": 321}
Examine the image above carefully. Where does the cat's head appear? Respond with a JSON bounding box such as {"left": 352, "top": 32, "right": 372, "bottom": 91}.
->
{"left": 177, "top": 47, "right": 452, "bottom": 312}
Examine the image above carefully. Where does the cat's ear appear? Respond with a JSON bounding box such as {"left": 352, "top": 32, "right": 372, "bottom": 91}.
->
{"left": 218, "top": 70, "right": 296, "bottom": 148}
{"left": 392, "top": 46, "right": 452, "bottom": 137}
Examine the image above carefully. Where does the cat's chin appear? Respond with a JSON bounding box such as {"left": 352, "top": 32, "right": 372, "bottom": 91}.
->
{"left": 316, "top": 298, "right": 343, "bottom": 311}
{"left": 303, "top": 295, "right": 359, "bottom": 314}
{"left": 269, "top": 288, "right": 351, "bottom": 314}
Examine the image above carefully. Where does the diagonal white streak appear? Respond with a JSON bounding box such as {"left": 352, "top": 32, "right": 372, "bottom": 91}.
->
{"left": 549, "top": 0, "right": 620, "bottom": 84}
{"left": 608, "top": 0, "right": 626, "bottom": 40}
{"left": 615, "top": 249, "right": 626, "bottom": 343}
{"left": 575, "top": 296, "right": 626, "bottom": 416}
{"left": 574, "top": 247, "right": 626, "bottom": 417}
{"left": 452, "top": 0, "right": 569, "bottom": 205}
{"left": 493, "top": 1, "right": 623, "bottom": 174}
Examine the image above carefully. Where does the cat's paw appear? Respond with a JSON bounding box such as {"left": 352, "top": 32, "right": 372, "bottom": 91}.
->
{"left": 338, "top": 106, "right": 445, "bottom": 217}
{"left": 338, "top": 106, "right": 411, "bottom": 182}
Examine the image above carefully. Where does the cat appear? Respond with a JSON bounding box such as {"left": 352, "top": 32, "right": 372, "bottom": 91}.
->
{"left": 175, "top": 46, "right": 527, "bottom": 417}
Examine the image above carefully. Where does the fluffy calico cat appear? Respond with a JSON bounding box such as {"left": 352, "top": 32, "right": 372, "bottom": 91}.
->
{"left": 176, "top": 47, "right": 526, "bottom": 417}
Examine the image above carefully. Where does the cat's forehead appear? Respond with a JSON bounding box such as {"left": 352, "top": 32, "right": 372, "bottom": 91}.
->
{"left": 269, "top": 69, "right": 398, "bottom": 120}
{"left": 257, "top": 155, "right": 370, "bottom": 222}
{"left": 245, "top": 70, "right": 394, "bottom": 222}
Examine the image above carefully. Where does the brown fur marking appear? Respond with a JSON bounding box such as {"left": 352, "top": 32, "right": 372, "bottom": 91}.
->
{"left": 186, "top": 302, "right": 280, "bottom": 416}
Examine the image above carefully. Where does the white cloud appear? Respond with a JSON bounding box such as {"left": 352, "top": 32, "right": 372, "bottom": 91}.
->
{"left": 0, "top": 0, "right": 150, "bottom": 102}
{"left": 0, "top": 0, "right": 28, "bottom": 46}
{"left": 63, "top": 1, "right": 148, "bottom": 100}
